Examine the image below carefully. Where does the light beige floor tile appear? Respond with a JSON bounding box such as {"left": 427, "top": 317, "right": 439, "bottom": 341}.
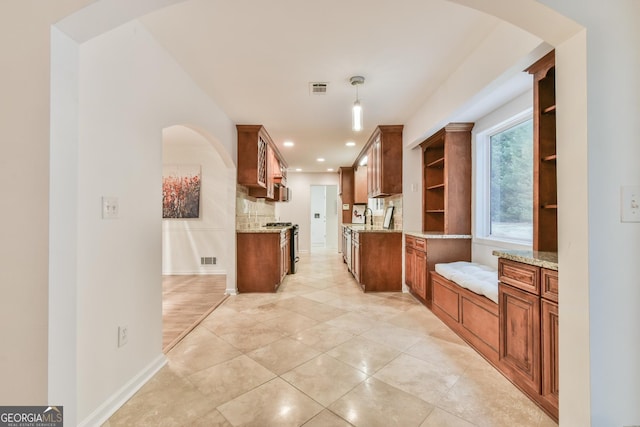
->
{"left": 329, "top": 377, "right": 434, "bottom": 427}
{"left": 167, "top": 327, "right": 242, "bottom": 376}
{"left": 191, "top": 409, "right": 233, "bottom": 426}
{"left": 420, "top": 407, "right": 476, "bottom": 427}
{"left": 326, "top": 336, "right": 400, "bottom": 375}
{"left": 373, "top": 353, "right": 461, "bottom": 405}
{"left": 360, "top": 323, "right": 423, "bottom": 351}
{"left": 106, "top": 368, "right": 212, "bottom": 426}
{"left": 300, "top": 290, "right": 341, "bottom": 303}
{"left": 437, "top": 363, "right": 545, "bottom": 427}
{"left": 325, "top": 312, "right": 385, "bottom": 335}
{"left": 217, "top": 377, "right": 323, "bottom": 427}
{"left": 302, "top": 409, "right": 354, "bottom": 427}
{"left": 246, "top": 337, "right": 321, "bottom": 375}
{"left": 293, "top": 322, "right": 354, "bottom": 352}
{"left": 262, "top": 311, "right": 319, "bottom": 335}
{"left": 281, "top": 353, "right": 367, "bottom": 406}
{"left": 187, "top": 354, "right": 276, "bottom": 406}
{"left": 215, "top": 322, "right": 286, "bottom": 352}
{"left": 406, "top": 336, "right": 487, "bottom": 376}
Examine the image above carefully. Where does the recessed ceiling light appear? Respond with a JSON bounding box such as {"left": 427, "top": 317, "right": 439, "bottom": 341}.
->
{"left": 327, "top": 168, "right": 334, "bottom": 172}
{"left": 346, "top": 141, "right": 356, "bottom": 147}
{"left": 295, "top": 168, "right": 302, "bottom": 172}
{"left": 317, "top": 158, "right": 325, "bottom": 162}
{"left": 283, "top": 141, "right": 294, "bottom": 147}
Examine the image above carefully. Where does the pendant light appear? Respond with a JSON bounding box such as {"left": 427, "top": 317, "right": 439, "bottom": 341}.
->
{"left": 350, "top": 76, "right": 365, "bottom": 132}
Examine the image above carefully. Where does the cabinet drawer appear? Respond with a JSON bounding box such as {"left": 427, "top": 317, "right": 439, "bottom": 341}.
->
{"left": 498, "top": 258, "right": 540, "bottom": 295}
{"left": 413, "top": 237, "right": 426, "bottom": 251}
{"left": 541, "top": 268, "right": 558, "bottom": 302}
{"left": 405, "top": 235, "right": 415, "bottom": 248}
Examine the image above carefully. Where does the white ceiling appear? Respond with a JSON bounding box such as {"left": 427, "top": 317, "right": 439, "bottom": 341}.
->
{"left": 141, "top": 0, "right": 526, "bottom": 172}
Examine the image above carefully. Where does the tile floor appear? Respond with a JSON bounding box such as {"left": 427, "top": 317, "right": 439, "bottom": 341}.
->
{"left": 104, "top": 250, "right": 558, "bottom": 427}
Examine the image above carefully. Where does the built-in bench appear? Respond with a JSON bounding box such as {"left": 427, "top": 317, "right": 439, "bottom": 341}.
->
{"left": 431, "top": 261, "right": 499, "bottom": 365}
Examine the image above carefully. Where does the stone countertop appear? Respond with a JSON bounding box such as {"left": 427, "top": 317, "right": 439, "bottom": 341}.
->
{"left": 342, "top": 224, "right": 402, "bottom": 233}
{"left": 492, "top": 249, "right": 558, "bottom": 271}
{"left": 404, "top": 231, "right": 472, "bottom": 239}
{"left": 237, "top": 226, "right": 292, "bottom": 234}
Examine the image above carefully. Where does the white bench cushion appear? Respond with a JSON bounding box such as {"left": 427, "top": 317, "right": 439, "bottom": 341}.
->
{"left": 435, "top": 261, "right": 498, "bottom": 304}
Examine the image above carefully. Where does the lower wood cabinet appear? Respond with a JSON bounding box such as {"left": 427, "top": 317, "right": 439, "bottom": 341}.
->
{"left": 350, "top": 231, "right": 401, "bottom": 292}
{"left": 541, "top": 298, "right": 559, "bottom": 414}
{"left": 237, "top": 230, "right": 289, "bottom": 292}
{"left": 497, "top": 257, "right": 559, "bottom": 421}
{"left": 498, "top": 282, "right": 541, "bottom": 397}
{"left": 404, "top": 235, "right": 471, "bottom": 307}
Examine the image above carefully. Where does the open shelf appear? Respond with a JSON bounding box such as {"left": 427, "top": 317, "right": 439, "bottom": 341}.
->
{"left": 427, "top": 183, "right": 445, "bottom": 190}
{"left": 426, "top": 157, "right": 445, "bottom": 168}
{"left": 542, "top": 105, "right": 556, "bottom": 114}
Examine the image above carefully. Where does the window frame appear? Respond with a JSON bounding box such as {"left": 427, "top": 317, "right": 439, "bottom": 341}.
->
{"left": 475, "top": 108, "right": 533, "bottom": 246}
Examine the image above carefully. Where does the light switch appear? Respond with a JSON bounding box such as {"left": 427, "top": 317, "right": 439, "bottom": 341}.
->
{"left": 102, "top": 197, "right": 119, "bottom": 219}
{"left": 621, "top": 186, "right": 640, "bottom": 223}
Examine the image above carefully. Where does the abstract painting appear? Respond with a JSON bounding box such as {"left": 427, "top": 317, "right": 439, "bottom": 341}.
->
{"left": 162, "top": 164, "right": 201, "bottom": 218}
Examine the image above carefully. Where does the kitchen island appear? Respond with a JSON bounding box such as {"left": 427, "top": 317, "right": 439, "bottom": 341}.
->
{"left": 341, "top": 224, "right": 403, "bottom": 292}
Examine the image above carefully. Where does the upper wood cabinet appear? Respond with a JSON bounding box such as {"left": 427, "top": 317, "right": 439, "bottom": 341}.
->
{"left": 353, "top": 125, "right": 403, "bottom": 198}
{"left": 420, "top": 123, "right": 473, "bottom": 234}
{"left": 237, "top": 125, "right": 289, "bottom": 201}
{"left": 338, "top": 167, "right": 355, "bottom": 224}
{"left": 354, "top": 166, "right": 368, "bottom": 203}
{"left": 527, "top": 51, "right": 558, "bottom": 252}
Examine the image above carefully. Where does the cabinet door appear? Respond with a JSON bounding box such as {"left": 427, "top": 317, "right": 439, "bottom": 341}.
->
{"left": 413, "top": 249, "right": 427, "bottom": 299}
{"left": 541, "top": 299, "right": 559, "bottom": 415}
{"left": 352, "top": 234, "right": 360, "bottom": 283}
{"left": 405, "top": 245, "right": 415, "bottom": 289}
{"left": 499, "top": 283, "right": 541, "bottom": 395}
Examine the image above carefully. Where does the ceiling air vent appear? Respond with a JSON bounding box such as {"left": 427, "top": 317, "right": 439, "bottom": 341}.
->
{"left": 309, "top": 82, "right": 328, "bottom": 95}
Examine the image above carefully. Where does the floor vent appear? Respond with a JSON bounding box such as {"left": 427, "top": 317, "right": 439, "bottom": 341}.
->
{"left": 309, "top": 82, "right": 328, "bottom": 95}
{"left": 200, "top": 257, "right": 216, "bottom": 265}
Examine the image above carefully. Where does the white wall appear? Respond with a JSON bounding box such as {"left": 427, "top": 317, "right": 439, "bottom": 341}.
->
{"left": 277, "top": 173, "right": 340, "bottom": 253}
{"left": 73, "top": 20, "right": 236, "bottom": 424}
{"left": 162, "top": 125, "right": 233, "bottom": 276}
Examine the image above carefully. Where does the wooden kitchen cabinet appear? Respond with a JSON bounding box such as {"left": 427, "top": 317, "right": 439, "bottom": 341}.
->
{"left": 352, "top": 231, "right": 401, "bottom": 291}
{"left": 354, "top": 166, "right": 368, "bottom": 203}
{"left": 420, "top": 123, "right": 473, "bottom": 234}
{"left": 527, "top": 51, "right": 558, "bottom": 252}
{"left": 237, "top": 230, "right": 289, "bottom": 292}
{"left": 497, "top": 257, "right": 559, "bottom": 421}
{"left": 339, "top": 167, "right": 355, "bottom": 224}
{"left": 404, "top": 234, "right": 470, "bottom": 307}
{"left": 498, "top": 281, "right": 541, "bottom": 397}
{"left": 353, "top": 125, "right": 403, "bottom": 198}
{"left": 237, "top": 125, "right": 288, "bottom": 201}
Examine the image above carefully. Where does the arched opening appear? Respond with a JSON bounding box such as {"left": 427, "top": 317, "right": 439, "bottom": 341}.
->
{"left": 161, "top": 124, "right": 235, "bottom": 351}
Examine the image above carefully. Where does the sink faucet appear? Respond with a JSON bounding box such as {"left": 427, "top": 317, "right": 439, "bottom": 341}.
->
{"left": 364, "top": 208, "right": 373, "bottom": 226}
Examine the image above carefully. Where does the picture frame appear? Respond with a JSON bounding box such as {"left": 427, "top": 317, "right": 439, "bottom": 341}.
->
{"left": 383, "top": 206, "right": 394, "bottom": 229}
{"left": 162, "top": 164, "right": 201, "bottom": 219}
{"left": 352, "top": 204, "right": 367, "bottom": 224}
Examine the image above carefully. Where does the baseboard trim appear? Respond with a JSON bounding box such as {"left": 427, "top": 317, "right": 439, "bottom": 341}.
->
{"left": 161, "top": 270, "right": 227, "bottom": 276}
{"left": 78, "top": 354, "right": 167, "bottom": 427}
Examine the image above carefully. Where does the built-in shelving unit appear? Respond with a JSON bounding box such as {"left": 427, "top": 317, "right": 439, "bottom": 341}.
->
{"left": 420, "top": 123, "right": 473, "bottom": 234}
{"left": 527, "top": 51, "right": 558, "bottom": 251}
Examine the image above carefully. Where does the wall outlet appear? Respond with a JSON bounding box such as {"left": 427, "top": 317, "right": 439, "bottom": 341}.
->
{"left": 118, "top": 325, "right": 128, "bottom": 347}
{"left": 621, "top": 186, "right": 640, "bottom": 223}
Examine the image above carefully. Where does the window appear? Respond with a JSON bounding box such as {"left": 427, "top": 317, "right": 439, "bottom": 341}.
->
{"left": 477, "top": 112, "right": 533, "bottom": 244}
